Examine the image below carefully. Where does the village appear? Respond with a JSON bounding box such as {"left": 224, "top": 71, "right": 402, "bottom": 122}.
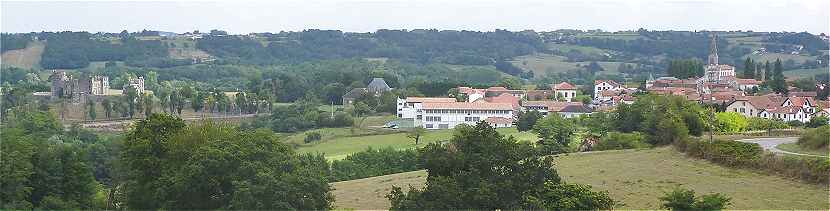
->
{"left": 376, "top": 35, "right": 830, "bottom": 130}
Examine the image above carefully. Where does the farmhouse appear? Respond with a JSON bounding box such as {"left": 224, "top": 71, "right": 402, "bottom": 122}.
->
{"left": 551, "top": 82, "right": 578, "bottom": 102}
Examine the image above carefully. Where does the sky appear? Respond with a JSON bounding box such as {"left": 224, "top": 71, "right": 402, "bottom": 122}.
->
{"left": 2, "top": 0, "right": 829, "bottom": 34}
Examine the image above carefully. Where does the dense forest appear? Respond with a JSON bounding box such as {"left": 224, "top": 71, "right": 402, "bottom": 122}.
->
{"left": 197, "top": 29, "right": 544, "bottom": 66}
{"left": 36, "top": 31, "right": 172, "bottom": 69}
{"left": 1, "top": 33, "right": 30, "bottom": 52}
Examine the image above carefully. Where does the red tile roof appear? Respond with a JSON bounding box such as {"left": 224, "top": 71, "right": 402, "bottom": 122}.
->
{"left": 485, "top": 117, "right": 514, "bottom": 124}
{"left": 405, "top": 97, "right": 457, "bottom": 103}
{"left": 485, "top": 93, "right": 520, "bottom": 109}
{"left": 552, "top": 82, "right": 577, "bottom": 90}
{"left": 736, "top": 79, "right": 762, "bottom": 85}
{"left": 422, "top": 102, "right": 514, "bottom": 110}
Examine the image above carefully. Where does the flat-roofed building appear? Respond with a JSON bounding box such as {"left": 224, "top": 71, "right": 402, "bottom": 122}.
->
{"left": 418, "top": 102, "right": 514, "bottom": 129}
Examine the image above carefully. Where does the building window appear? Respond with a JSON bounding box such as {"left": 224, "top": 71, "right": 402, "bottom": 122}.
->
{"left": 425, "top": 124, "right": 433, "bottom": 129}
{"left": 417, "top": 115, "right": 422, "bottom": 120}
{"left": 464, "top": 117, "right": 480, "bottom": 122}
{"left": 439, "top": 124, "right": 449, "bottom": 129}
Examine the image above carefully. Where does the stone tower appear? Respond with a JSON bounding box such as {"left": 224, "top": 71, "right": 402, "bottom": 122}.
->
{"left": 707, "top": 33, "right": 719, "bottom": 65}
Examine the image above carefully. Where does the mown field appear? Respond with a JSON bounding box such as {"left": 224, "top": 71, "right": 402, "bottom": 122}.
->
{"left": 1, "top": 41, "right": 44, "bottom": 69}
{"left": 295, "top": 126, "right": 538, "bottom": 160}
{"left": 330, "top": 147, "right": 829, "bottom": 210}
{"left": 784, "top": 68, "right": 828, "bottom": 79}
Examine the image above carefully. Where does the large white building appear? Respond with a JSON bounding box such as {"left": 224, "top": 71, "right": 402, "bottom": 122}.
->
{"left": 396, "top": 97, "right": 515, "bottom": 129}
{"left": 396, "top": 97, "right": 457, "bottom": 119}
{"left": 420, "top": 102, "right": 514, "bottom": 129}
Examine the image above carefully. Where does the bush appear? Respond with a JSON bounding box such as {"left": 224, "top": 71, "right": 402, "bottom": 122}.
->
{"left": 594, "top": 132, "right": 649, "bottom": 151}
{"left": 747, "top": 117, "right": 789, "bottom": 131}
{"left": 330, "top": 147, "right": 418, "bottom": 182}
{"left": 798, "top": 125, "right": 830, "bottom": 150}
{"left": 714, "top": 112, "right": 749, "bottom": 133}
{"left": 304, "top": 131, "right": 322, "bottom": 143}
{"left": 679, "top": 139, "right": 762, "bottom": 167}
{"left": 659, "top": 188, "right": 731, "bottom": 211}
{"left": 806, "top": 116, "right": 829, "bottom": 128}
{"left": 674, "top": 138, "right": 830, "bottom": 184}
{"left": 787, "top": 120, "right": 804, "bottom": 128}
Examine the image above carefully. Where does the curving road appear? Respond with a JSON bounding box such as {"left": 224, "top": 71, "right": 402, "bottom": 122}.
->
{"left": 736, "top": 137, "right": 828, "bottom": 158}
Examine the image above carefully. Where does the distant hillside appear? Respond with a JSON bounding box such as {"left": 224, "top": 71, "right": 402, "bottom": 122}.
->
{"left": 1, "top": 40, "right": 44, "bottom": 69}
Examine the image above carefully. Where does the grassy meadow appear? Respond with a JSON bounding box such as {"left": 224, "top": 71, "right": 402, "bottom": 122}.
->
{"left": 330, "top": 147, "right": 829, "bottom": 210}
{"left": 295, "top": 126, "right": 538, "bottom": 160}
{"left": 776, "top": 143, "right": 829, "bottom": 157}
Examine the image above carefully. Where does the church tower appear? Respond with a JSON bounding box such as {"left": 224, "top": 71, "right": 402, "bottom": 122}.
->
{"left": 707, "top": 33, "right": 719, "bottom": 65}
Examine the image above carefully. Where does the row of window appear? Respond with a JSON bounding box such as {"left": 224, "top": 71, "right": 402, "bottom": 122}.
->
{"left": 425, "top": 109, "right": 510, "bottom": 114}
{"left": 425, "top": 116, "right": 442, "bottom": 122}
{"left": 424, "top": 124, "right": 449, "bottom": 129}
{"left": 464, "top": 117, "right": 480, "bottom": 122}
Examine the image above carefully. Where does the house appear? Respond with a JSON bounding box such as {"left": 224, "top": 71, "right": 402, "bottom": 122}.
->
{"left": 558, "top": 103, "right": 593, "bottom": 118}
{"left": 526, "top": 90, "right": 554, "bottom": 101}
{"left": 735, "top": 79, "right": 761, "bottom": 91}
{"left": 457, "top": 87, "right": 486, "bottom": 102}
{"left": 551, "top": 82, "right": 578, "bottom": 102}
{"left": 396, "top": 97, "right": 457, "bottom": 119}
{"left": 419, "top": 102, "right": 514, "bottom": 129}
{"left": 367, "top": 78, "right": 392, "bottom": 95}
{"left": 726, "top": 95, "right": 818, "bottom": 123}
{"left": 485, "top": 87, "right": 526, "bottom": 99}
{"left": 521, "top": 101, "right": 588, "bottom": 118}
{"left": 342, "top": 78, "right": 393, "bottom": 105}
{"left": 594, "top": 80, "right": 623, "bottom": 100}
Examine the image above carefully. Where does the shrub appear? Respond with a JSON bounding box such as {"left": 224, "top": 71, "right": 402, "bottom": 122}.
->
{"left": 714, "top": 112, "right": 749, "bottom": 133}
{"left": 747, "top": 117, "right": 789, "bottom": 131}
{"left": 594, "top": 132, "right": 649, "bottom": 151}
{"left": 797, "top": 125, "right": 830, "bottom": 150}
{"left": 679, "top": 139, "right": 762, "bottom": 167}
{"left": 659, "top": 188, "right": 731, "bottom": 211}
{"left": 330, "top": 147, "right": 418, "bottom": 182}
{"left": 787, "top": 120, "right": 804, "bottom": 128}
{"left": 304, "top": 131, "right": 322, "bottom": 143}
{"left": 806, "top": 116, "right": 829, "bottom": 128}
{"left": 674, "top": 138, "right": 830, "bottom": 184}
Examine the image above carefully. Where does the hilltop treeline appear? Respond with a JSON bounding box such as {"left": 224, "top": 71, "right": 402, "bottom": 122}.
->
{"left": 37, "top": 32, "right": 171, "bottom": 69}
{"left": 573, "top": 31, "right": 730, "bottom": 60}
{"left": 197, "top": 29, "right": 544, "bottom": 66}
{"left": 1, "top": 33, "right": 30, "bottom": 52}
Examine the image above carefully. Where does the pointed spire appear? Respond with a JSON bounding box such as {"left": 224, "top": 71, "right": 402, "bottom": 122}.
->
{"left": 708, "top": 33, "right": 719, "bottom": 65}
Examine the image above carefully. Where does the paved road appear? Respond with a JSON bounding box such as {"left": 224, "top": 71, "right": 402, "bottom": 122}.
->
{"left": 737, "top": 137, "right": 827, "bottom": 158}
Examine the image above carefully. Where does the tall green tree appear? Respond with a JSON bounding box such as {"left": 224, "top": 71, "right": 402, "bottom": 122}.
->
{"left": 771, "top": 59, "right": 787, "bottom": 94}
{"left": 142, "top": 93, "right": 154, "bottom": 117}
{"left": 102, "top": 98, "right": 113, "bottom": 119}
{"left": 533, "top": 114, "right": 577, "bottom": 154}
{"left": 743, "top": 57, "right": 755, "bottom": 79}
{"left": 120, "top": 114, "right": 332, "bottom": 209}
{"left": 86, "top": 97, "right": 96, "bottom": 120}
{"left": 387, "top": 122, "right": 612, "bottom": 210}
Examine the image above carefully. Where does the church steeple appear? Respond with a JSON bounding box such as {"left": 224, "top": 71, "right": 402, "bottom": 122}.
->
{"left": 708, "top": 33, "right": 719, "bottom": 65}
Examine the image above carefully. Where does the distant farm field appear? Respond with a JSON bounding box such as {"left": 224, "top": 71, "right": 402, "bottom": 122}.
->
{"left": 510, "top": 53, "right": 634, "bottom": 76}
{"left": 784, "top": 68, "right": 828, "bottom": 79}
{"left": 295, "top": 127, "right": 538, "bottom": 160}
{"left": 746, "top": 53, "right": 816, "bottom": 64}
{"left": 1, "top": 41, "right": 44, "bottom": 69}
{"left": 331, "top": 147, "right": 829, "bottom": 210}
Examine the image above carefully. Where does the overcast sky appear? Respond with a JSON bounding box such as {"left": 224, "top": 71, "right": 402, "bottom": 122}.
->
{"left": 2, "top": 0, "right": 828, "bottom": 34}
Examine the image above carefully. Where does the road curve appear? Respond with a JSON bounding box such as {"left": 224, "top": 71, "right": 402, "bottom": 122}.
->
{"left": 736, "top": 137, "right": 828, "bottom": 158}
